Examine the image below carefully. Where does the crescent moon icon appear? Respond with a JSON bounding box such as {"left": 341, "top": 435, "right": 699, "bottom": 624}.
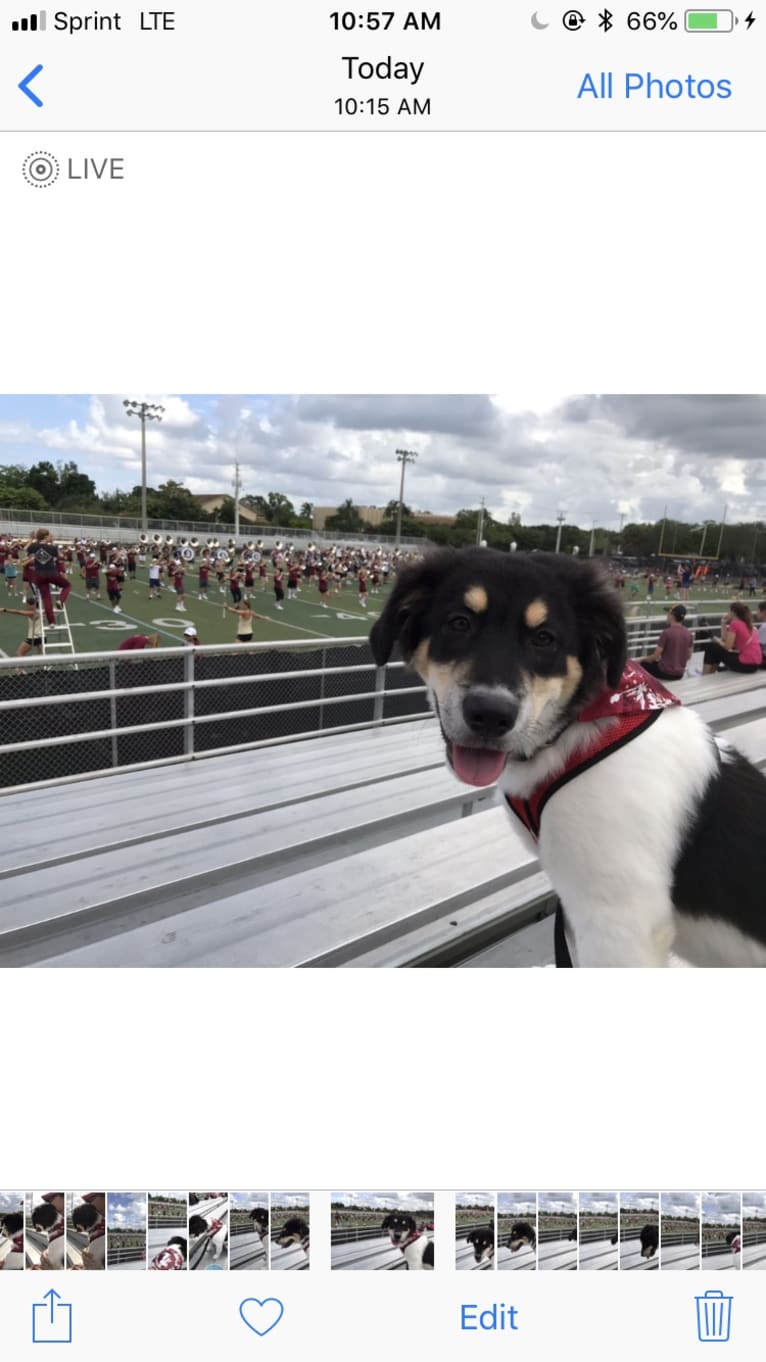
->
{"left": 531, "top": 11, "right": 550, "bottom": 27}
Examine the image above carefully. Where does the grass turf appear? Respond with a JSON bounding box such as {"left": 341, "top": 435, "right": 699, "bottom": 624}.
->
{"left": 0, "top": 566, "right": 387, "bottom": 656}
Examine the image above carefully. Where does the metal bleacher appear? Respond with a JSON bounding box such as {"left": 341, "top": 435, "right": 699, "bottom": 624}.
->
{"left": 1, "top": 658, "right": 765, "bottom": 969}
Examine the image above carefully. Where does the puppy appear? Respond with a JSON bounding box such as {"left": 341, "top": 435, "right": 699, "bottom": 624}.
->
{"left": 726, "top": 1230, "right": 741, "bottom": 1258}
{"left": 188, "top": 1213, "right": 227, "bottom": 1261}
{"left": 0, "top": 1212, "right": 25, "bottom": 1269}
{"left": 567, "top": 1227, "right": 578, "bottom": 1242}
{"left": 465, "top": 1227, "right": 494, "bottom": 1266}
{"left": 249, "top": 1207, "right": 269, "bottom": 1240}
{"left": 276, "top": 1217, "right": 309, "bottom": 1261}
{"left": 70, "top": 1201, "right": 106, "bottom": 1269}
{"left": 370, "top": 548, "right": 766, "bottom": 967}
{"left": 149, "top": 1235, "right": 187, "bottom": 1270}
{"left": 382, "top": 1212, "right": 434, "bottom": 1269}
{"left": 507, "top": 1221, "right": 537, "bottom": 1252}
{"left": 30, "top": 1201, "right": 66, "bottom": 1269}
{"left": 640, "top": 1224, "right": 659, "bottom": 1259}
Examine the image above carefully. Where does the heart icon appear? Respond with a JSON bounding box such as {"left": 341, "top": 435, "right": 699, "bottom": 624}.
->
{"left": 238, "top": 1297, "right": 285, "bottom": 1337}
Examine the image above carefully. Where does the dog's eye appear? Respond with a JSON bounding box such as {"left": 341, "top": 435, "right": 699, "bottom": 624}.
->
{"left": 447, "top": 613, "right": 472, "bottom": 632}
{"left": 531, "top": 628, "right": 556, "bottom": 648}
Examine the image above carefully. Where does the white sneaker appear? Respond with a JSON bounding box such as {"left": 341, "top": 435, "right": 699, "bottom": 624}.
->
{"left": 113, "top": 606, "right": 122, "bottom": 614}
{"left": 275, "top": 604, "right": 284, "bottom": 610}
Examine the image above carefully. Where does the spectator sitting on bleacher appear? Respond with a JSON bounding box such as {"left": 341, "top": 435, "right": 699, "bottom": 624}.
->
{"left": 638, "top": 604, "right": 694, "bottom": 681}
{"left": 756, "top": 601, "right": 766, "bottom": 670}
{"left": 702, "top": 601, "right": 762, "bottom": 675}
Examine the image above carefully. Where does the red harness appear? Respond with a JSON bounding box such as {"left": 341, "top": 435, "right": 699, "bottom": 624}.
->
{"left": 12, "top": 1232, "right": 24, "bottom": 1253}
{"left": 505, "top": 663, "right": 681, "bottom": 841}
{"left": 47, "top": 1219, "right": 65, "bottom": 1243}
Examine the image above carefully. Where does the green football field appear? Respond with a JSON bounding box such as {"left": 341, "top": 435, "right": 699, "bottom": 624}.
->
{"left": 0, "top": 564, "right": 733, "bottom": 658}
{"left": 0, "top": 565, "right": 389, "bottom": 656}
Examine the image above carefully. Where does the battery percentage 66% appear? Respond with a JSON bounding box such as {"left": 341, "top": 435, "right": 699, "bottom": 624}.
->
{"left": 598, "top": 9, "right": 678, "bottom": 30}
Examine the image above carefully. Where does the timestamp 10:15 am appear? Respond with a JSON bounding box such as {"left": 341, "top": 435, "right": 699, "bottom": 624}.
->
{"left": 334, "top": 96, "right": 431, "bottom": 114}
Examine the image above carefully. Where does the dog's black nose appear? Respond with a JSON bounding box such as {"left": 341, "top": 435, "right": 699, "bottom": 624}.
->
{"left": 463, "top": 691, "right": 518, "bottom": 738}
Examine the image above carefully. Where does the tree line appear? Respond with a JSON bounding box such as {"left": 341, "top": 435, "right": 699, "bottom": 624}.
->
{"left": 1, "top": 460, "right": 763, "bottom": 561}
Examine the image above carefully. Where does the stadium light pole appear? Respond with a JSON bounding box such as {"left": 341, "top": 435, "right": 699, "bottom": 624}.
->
{"left": 394, "top": 449, "right": 418, "bottom": 549}
{"left": 123, "top": 400, "right": 165, "bottom": 535}
{"left": 554, "top": 511, "right": 565, "bottom": 553}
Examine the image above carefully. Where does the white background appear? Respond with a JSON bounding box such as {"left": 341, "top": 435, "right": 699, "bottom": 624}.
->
{"left": 1, "top": 117, "right": 763, "bottom": 1197}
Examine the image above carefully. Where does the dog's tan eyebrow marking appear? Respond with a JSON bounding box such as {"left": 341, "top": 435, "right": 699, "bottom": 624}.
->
{"left": 463, "top": 585, "right": 488, "bottom": 613}
{"left": 524, "top": 599, "right": 548, "bottom": 629}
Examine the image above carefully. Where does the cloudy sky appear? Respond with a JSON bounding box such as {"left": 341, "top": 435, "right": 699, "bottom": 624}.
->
{"left": 0, "top": 1190, "right": 23, "bottom": 1214}
{"left": 271, "top": 1192, "right": 309, "bottom": 1209}
{"left": 231, "top": 1192, "right": 268, "bottom": 1211}
{"left": 702, "top": 1193, "right": 741, "bottom": 1226}
{"left": 456, "top": 1192, "right": 494, "bottom": 1207}
{"left": 620, "top": 1193, "right": 659, "bottom": 1214}
{"left": 498, "top": 1193, "right": 537, "bottom": 1216}
{"left": 539, "top": 1192, "right": 577, "bottom": 1215}
{"left": 662, "top": 1192, "right": 700, "bottom": 1220}
{"left": 332, "top": 1191, "right": 433, "bottom": 1212}
{"left": 579, "top": 1193, "right": 617, "bottom": 1215}
{"left": 743, "top": 1193, "right": 766, "bottom": 1221}
{"left": 107, "top": 1193, "right": 146, "bottom": 1230}
{"left": 2, "top": 394, "right": 766, "bottom": 525}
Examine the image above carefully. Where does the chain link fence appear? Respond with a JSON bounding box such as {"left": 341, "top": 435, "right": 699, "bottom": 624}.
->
{"left": 0, "top": 640, "right": 431, "bottom": 791}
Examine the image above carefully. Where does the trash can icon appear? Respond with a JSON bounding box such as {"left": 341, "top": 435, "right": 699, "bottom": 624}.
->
{"left": 696, "top": 1289, "right": 733, "bottom": 1342}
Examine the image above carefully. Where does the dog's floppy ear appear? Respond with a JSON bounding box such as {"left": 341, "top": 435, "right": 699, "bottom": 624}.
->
{"left": 369, "top": 551, "right": 453, "bottom": 665}
{"left": 572, "top": 560, "right": 627, "bottom": 690}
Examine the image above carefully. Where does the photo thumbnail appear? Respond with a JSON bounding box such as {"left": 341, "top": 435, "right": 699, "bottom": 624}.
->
{"left": 497, "top": 1192, "right": 537, "bottom": 1271}
{"left": 25, "top": 1192, "right": 66, "bottom": 1269}
{"left": 743, "top": 1193, "right": 766, "bottom": 1269}
{"left": 0, "top": 1191, "right": 25, "bottom": 1270}
{"left": 188, "top": 1192, "right": 228, "bottom": 1270}
{"left": 66, "top": 1192, "right": 106, "bottom": 1269}
{"left": 578, "top": 1193, "right": 618, "bottom": 1271}
{"left": 148, "top": 1192, "right": 188, "bottom": 1271}
{"left": 619, "top": 1193, "right": 659, "bottom": 1270}
{"left": 702, "top": 1193, "right": 741, "bottom": 1270}
{"left": 455, "top": 1192, "right": 495, "bottom": 1270}
{"left": 107, "top": 1193, "right": 147, "bottom": 1270}
{"left": 538, "top": 1193, "right": 578, "bottom": 1270}
{"left": 230, "top": 1192, "right": 269, "bottom": 1270}
{"left": 331, "top": 1192, "right": 434, "bottom": 1270}
{"left": 2, "top": 394, "right": 766, "bottom": 970}
{"left": 271, "top": 1193, "right": 310, "bottom": 1270}
{"left": 661, "top": 1192, "right": 700, "bottom": 1270}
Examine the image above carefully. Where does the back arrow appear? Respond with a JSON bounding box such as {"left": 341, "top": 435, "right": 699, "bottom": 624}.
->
{"left": 19, "top": 64, "right": 44, "bottom": 107}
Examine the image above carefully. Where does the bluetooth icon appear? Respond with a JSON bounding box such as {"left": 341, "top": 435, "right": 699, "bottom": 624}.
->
{"left": 598, "top": 7, "right": 614, "bottom": 29}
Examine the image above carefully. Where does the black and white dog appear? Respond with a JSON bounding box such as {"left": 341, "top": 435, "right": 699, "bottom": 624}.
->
{"left": 507, "top": 1221, "right": 537, "bottom": 1253}
{"left": 0, "top": 1212, "right": 25, "bottom": 1269}
{"left": 465, "top": 1226, "right": 494, "bottom": 1266}
{"left": 276, "top": 1217, "right": 309, "bottom": 1262}
{"left": 382, "top": 1212, "right": 434, "bottom": 1269}
{"left": 70, "top": 1201, "right": 106, "bottom": 1268}
{"left": 640, "top": 1224, "right": 659, "bottom": 1259}
{"left": 30, "top": 1201, "right": 66, "bottom": 1269}
{"left": 249, "top": 1207, "right": 269, "bottom": 1240}
{"left": 370, "top": 548, "right": 766, "bottom": 967}
{"left": 188, "top": 1213, "right": 227, "bottom": 1261}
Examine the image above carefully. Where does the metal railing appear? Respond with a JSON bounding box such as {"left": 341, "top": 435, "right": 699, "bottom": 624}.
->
{"left": 0, "top": 638, "right": 432, "bottom": 792}
{"left": 0, "top": 506, "right": 427, "bottom": 549}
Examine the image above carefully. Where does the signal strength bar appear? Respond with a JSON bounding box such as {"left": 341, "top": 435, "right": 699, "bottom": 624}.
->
{"left": 11, "top": 9, "right": 47, "bottom": 31}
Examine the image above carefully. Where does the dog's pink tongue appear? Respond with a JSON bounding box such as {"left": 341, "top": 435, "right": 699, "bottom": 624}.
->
{"left": 451, "top": 745, "right": 507, "bottom": 787}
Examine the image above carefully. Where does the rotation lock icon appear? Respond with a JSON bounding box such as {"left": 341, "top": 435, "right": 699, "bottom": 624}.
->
{"left": 23, "top": 151, "right": 60, "bottom": 187}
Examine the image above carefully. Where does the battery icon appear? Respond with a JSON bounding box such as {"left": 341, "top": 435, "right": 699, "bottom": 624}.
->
{"left": 685, "top": 9, "right": 735, "bottom": 29}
